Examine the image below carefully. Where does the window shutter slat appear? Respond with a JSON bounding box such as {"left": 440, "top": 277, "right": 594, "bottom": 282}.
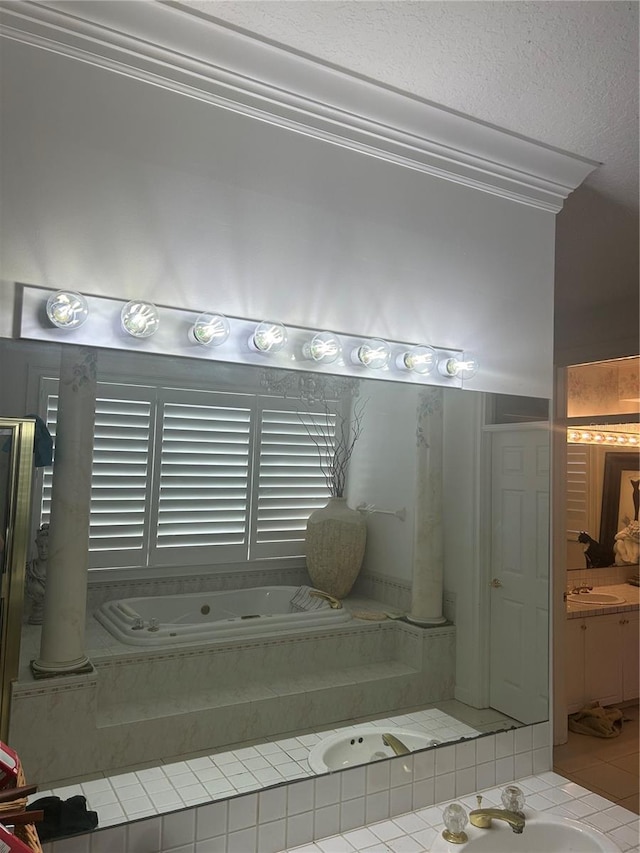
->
{"left": 41, "top": 381, "right": 153, "bottom": 565}
{"left": 41, "top": 379, "right": 342, "bottom": 570}
{"left": 254, "top": 407, "right": 335, "bottom": 549}
{"left": 155, "top": 402, "right": 251, "bottom": 548}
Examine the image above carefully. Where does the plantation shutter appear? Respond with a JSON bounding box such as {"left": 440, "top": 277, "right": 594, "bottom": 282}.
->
{"left": 251, "top": 401, "right": 335, "bottom": 558}
{"left": 150, "top": 390, "right": 253, "bottom": 565}
{"left": 566, "top": 445, "right": 590, "bottom": 537}
{"left": 40, "top": 378, "right": 344, "bottom": 571}
{"left": 41, "top": 380, "right": 155, "bottom": 569}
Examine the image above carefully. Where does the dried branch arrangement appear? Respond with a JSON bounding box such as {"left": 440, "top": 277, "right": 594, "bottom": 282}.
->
{"left": 300, "top": 395, "right": 367, "bottom": 498}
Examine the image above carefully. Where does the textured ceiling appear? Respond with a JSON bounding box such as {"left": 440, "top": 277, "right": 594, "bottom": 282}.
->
{"left": 181, "top": 1, "right": 638, "bottom": 211}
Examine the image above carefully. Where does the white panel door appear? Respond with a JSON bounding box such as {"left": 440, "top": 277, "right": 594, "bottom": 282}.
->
{"left": 489, "top": 428, "right": 550, "bottom": 723}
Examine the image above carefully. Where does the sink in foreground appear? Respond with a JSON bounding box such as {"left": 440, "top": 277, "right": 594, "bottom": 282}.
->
{"left": 307, "top": 727, "right": 440, "bottom": 773}
{"left": 432, "top": 810, "right": 621, "bottom": 852}
{"left": 568, "top": 592, "right": 626, "bottom": 605}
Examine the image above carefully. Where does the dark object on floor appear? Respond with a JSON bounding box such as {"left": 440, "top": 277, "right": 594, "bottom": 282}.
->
{"left": 568, "top": 701, "right": 627, "bottom": 738}
{"left": 25, "top": 795, "right": 98, "bottom": 841}
{"left": 577, "top": 531, "right": 614, "bottom": 568}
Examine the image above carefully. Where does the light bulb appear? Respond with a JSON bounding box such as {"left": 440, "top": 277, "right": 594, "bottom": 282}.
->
{"left": 251, "top": 321, "right": 287, "bottom": 353}
{"left": 304, "top": 331, "right": 341, "bottom": 364}
{"left": 190, "top": 313, "right": 230, "bottom": 346}
{"left": 46, "top": 291, "right": 89, "bottom": 330}
{"left": 438, "top": 352, "right": 479, "bottom": 380}
{"left": 352, "top": 338, "right": 391, "bottom": 369}
{"left": 121, "top": 301, "right": 160, "bottom": 338}
{"left": 398, "top": 345, "right": 436, "bottom": 375}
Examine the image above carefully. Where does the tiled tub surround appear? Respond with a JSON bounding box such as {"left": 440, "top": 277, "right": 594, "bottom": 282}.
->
{"left": 84, "top": 566, "right": 312, "bottom": 612}
{"left": 83, "top": 567, "right": 411, "bottom": 614}
{"left": 13, "top": 599, "right": 455, "bottom": 785}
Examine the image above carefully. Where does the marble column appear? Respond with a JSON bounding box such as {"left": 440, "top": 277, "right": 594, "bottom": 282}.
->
{"left": 32, "top": 346, "right": 97, "bottom": 677}
{"left": 407, "top": 387, "right": 447, "bottom": 626}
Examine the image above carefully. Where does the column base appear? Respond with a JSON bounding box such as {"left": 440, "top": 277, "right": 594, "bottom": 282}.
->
{"left": 406, "top": 614, "right": 448, "bottom": 627}
{"left": 30, "top": 657, "right": 94, "bottom": 680}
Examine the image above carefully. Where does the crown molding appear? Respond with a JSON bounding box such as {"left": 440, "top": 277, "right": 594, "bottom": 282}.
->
{"left": 0, "top": 0, "right": 599, "bottom": 212}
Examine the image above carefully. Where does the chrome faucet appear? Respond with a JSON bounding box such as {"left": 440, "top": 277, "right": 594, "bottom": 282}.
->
{"left": 382, "top": 733, "right": 410, "bottom": 756}
{"left": 469, "top": 795, "right": 525, "bottom": 834}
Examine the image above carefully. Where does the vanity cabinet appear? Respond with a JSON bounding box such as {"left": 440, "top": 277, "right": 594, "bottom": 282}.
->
{"left": 620, "top": 612, "right": 639, "bottom": 701}
{"left": 566, "top": 611, "right": 639, "bottom": 713}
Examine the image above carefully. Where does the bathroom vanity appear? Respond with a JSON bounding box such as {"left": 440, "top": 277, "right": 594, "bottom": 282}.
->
{"left": 566, "top": 583, "right": 640, "bottom": 714}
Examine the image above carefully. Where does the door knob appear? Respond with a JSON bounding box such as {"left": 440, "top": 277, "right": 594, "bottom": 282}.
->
{"left": 490, "top": 578, "right": 503, "bottom": 588}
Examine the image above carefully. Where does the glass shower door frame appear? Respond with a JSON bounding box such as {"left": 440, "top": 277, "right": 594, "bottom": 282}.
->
{"left": 0, "top": 418, "right": 35, "bottom": 742}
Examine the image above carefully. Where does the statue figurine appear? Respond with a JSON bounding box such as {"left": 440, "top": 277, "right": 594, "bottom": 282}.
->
{"left": 25, "top": 523, "right": 49, "bottom": 624}
{"left": 577, "top": 531, "right": 614, "bottom": 569}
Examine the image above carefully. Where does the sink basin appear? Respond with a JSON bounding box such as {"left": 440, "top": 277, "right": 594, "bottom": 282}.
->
{"left": 431, "top": 810, "right": 621, "bottom": 852}
{"left": 307, "top": 727, "right": 440, "bottom": 773}
{"left": 568, "top": 592, "right": 626, "bottom": 605}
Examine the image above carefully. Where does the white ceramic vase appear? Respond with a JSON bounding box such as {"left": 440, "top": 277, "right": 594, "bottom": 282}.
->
{"left": 305, "top": 497, "right": 367, "bottom": 598}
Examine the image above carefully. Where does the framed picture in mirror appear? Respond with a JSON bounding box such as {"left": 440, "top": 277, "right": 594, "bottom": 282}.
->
{"left": 599, "top": 451, "right": 640, "bottom": 563}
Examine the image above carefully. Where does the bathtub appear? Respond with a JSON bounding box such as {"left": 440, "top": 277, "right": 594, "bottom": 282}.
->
{"left": 94, "top": 585, "right": 352, "bottom": 646}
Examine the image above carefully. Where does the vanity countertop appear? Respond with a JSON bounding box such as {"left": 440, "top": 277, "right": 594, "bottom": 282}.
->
{"left": 284, "top": 771, "right": 639, "bottom": 853}
{"left": 566, "top": 582, "right": 640, "bottom": 619}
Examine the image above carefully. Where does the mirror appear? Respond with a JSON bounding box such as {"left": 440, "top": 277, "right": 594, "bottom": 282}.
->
{"left": 0, "top": 337, "right": 549, "bottom": 830}
{"left": 566, "top": 439, "right": 640, "bottom": 571}
{"left": 566, "top": 357, "right": 640, "bottom": 572}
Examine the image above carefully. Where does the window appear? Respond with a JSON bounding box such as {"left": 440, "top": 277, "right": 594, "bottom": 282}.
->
{"left": 40, "top": 378, "right": 336, "bottom": 570}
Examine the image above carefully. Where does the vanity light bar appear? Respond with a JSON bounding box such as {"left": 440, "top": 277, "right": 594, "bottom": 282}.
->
{"left": 19, "top": 284, "right": 477, "bottom": 389}
{"left": 567, "top": 428, "right": 640, "bottom": 447}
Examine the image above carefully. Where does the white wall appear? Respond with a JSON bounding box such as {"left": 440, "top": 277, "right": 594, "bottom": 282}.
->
{"left": 0, "top": 38, "right": 557, "bottom": 399}
{"left": 348, "top": 382, "right": 420, "bottom": 582}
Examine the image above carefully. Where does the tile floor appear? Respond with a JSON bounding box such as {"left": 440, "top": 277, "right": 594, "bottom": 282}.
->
{"left": 554, "top": 701, "right": 639, "bottom": 815}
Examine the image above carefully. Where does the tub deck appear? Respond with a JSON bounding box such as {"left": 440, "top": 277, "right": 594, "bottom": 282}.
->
{"left": 14, "top": 596, "right": 456, "bottom": 785}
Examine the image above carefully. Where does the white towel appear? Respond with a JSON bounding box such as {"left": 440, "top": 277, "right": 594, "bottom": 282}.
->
{"left": 290, "top": 586, "right": 326, "bottom": 612}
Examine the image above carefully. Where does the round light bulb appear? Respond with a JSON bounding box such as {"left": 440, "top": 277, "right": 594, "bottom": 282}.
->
{"left": 352, "top": 338, "right": 391, "bottom": 369}
{"left": 46, "top": 291, "right": 89, "bottom": 330}
{"left": 251, "top": 321, "right": 287, "bottom": 353}
{"left": 398, "top": 345, "right": 436, "bottom": 375}
{"left": 121, "top": 301, "right": 160, "bottom": 338}
{"left": 438, "top": 352, "right": 479, "bottom": 380}
{"left": 191, "top": 313, "right": 230, "bottom": 347}
{"left": 304, "top": 331, "right": 341, "bottom": 364}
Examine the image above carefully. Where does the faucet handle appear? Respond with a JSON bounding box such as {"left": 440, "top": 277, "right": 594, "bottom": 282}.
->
{"left": 501, "top": 785, "right": 525, "bottom": 815}
{"left": 442, "top": 803, "right": 468, "bottom": 845}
